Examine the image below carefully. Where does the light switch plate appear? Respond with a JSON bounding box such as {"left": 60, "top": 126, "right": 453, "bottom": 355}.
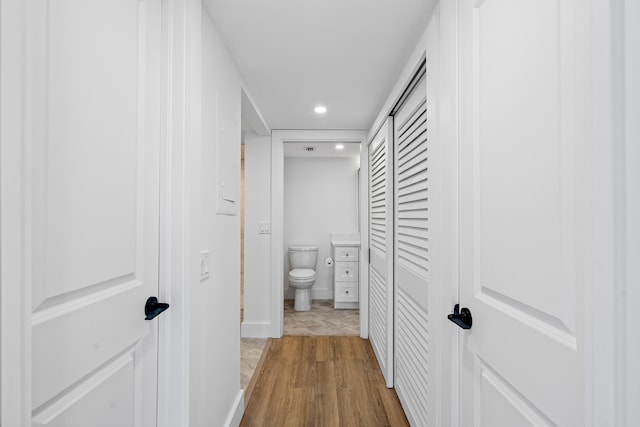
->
{"left": 258, "top": 221, "right": 271, "bottom": 234}
{"left": 200, "top": 250, "right": 210, "bottom": 281}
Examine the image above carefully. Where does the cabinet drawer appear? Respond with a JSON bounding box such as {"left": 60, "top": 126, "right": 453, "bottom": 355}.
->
{"left": 335, "top": 283, "right": 358, "bottom": 301}
{"left": 334, "top": 262, "right": 359, "bottom": 282}
{"left": 333, "top": 247, "right": 359, "bottom": 262}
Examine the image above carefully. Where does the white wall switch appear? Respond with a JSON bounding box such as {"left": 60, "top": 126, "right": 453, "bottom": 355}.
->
{"left": 200, "top": 250, "right": 211, "bottom": 281}
{"left": 258, "top": 221, "right": 271, "bottom": 234}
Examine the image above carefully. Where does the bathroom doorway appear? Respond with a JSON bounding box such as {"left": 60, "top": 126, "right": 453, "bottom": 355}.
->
{"left": 282, "top": 140, "right": 362, "bottom": 335}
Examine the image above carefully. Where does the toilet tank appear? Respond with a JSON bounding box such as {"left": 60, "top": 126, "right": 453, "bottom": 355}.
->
{"left": 288, "top": 246, "right": 318, "bottom": 269}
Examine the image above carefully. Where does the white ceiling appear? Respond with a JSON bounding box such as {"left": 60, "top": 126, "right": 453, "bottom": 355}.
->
{"left": 283, "top": 141, "right": 361, "bottom": 159}
{"left": 203, "top": 0, "right": 435, "bottom": 131}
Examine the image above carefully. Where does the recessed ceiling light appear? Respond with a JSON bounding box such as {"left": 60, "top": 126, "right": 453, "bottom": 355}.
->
{"left": 335, "top": 144, "right": 344, "bottom": 150}
{"left": 314, "top": 106, "right": 327, "bottom": 114}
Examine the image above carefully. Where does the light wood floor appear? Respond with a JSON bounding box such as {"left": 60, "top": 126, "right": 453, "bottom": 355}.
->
{"left": 240, "top": 301, "right": 358, "bottom": 398}
{"left": 240, "top": 336, "right": 409, "bottom": 427}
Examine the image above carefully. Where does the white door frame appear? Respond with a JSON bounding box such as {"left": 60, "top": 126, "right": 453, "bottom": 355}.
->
{"left": 620, "top": 1, "right": 640, "bottom": 423}
{"left": 590, "top": 0, "right": 640, "bottom": 424}
{"left": 0, "top": 1, "right": 199, "bottom": 425}
{"left": 0, "top": 3, "right": 31, "bottom": 424}
{"left": 270, "top": 130, "right": 368, "bottom": 338}
{"left": 367, "top": 118, "right": 395, "bottom": 387}
{"left": 156, "top": 0, "right": 201, "bottom": 426}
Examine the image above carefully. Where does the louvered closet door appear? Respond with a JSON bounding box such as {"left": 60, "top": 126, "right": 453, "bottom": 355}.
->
{"left": 368, "top": 118, "right": 394, "bottom": 387}
{"left": 393, "top": 70, "right": 430, "bottom": 426}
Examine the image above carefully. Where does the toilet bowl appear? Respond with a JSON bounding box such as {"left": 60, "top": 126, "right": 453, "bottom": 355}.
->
{"left": 288, "top": 269, "right": 316, "bottom": 311}
{"left": 288, "top": 246, "right": 318, "bottom": 311}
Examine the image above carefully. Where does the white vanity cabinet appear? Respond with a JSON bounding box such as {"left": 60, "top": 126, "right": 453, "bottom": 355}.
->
{"left": 331, "top": 237, "right": 360, "bottom": 309}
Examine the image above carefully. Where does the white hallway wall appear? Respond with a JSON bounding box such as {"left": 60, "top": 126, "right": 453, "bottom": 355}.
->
{"left": 187, "top": 0, "right": 637, "bottom": 425}
{"left": 242, "top": 133, "right": 272, "bottom": 337}
{"left": 283, "top": 157, "right": 360, "bottom": 300}
{"left": 190, "top": 6, "right": 244, "bottom": 426}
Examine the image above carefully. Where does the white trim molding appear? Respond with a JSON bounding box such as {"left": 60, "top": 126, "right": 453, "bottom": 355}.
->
{"left": 620, "top": 0, "right": 640, "bottom": 425}
{"left": 0, "top": 1, "right": 31, "bottom": 425}
{"left": 157, "top": 0, "right": 201, "bottom": 426}
{"left": 359, "top": 139, "right": 370, "bottom": 340}
{"left": 271, "top": 130, "right": 368, "bottom": 338}
{"left": 241, "top": 321, "right": 273, "bottom": 339}
{"left": 587, "top": 0, "right": 639, "bottom": 425}
{"left": 224, "top": 391, "right": 245, "bottom": 427}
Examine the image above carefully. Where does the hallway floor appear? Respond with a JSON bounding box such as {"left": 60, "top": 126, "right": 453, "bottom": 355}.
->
{"left": 241, "top": 300, "right": 360, "bottom": 402}
{"left": 240, "top": 336, "right": 409, "bottom": 427}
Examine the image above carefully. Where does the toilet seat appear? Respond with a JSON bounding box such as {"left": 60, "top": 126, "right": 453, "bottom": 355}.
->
{"left": 289, "top": 268, "right": 316, "bottom": 280}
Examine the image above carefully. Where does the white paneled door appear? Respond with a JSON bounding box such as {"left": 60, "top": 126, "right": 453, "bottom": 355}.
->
{"left": 26, "top": 1, "right": 163, "bottom": 426}
{"left": 368, "top": 118, "right": 394, "bottom": 387}
{"left": 458, "top": 1, "right": 587, "bottom": 425}
{"left": 392, "top": 68, "right": 430, "bottom": 426}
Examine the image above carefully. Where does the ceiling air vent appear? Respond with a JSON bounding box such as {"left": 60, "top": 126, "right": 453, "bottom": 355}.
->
{"left": 303, "top": 146, "right": 316, "bottom": 152}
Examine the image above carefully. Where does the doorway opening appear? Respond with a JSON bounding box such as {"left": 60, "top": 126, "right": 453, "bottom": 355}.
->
{"left": 283, "top": 141, "right": 361, "bottom": 335}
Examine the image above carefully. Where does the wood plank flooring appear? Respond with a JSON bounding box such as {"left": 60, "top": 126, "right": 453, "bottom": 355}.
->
{"left": 241, "top": 336, "right": 409, "bottom": 427}
{"left": 243, "top": 338, "right": 272, "bottom": 408}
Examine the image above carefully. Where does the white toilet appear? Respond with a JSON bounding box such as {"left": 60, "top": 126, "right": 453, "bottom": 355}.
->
{"left": 288, "top": 245, "right": 318, "bottom": 311}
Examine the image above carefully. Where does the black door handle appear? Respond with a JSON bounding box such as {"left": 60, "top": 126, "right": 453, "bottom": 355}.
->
{"left": 448, "top": 304, "right": 472, "bottom": 329}
{"left": 145, "top": 296, "right": 170, "bottom": 320}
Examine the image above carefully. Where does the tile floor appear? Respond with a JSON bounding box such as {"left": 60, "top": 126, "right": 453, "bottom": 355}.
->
{"left": 240, "top": 338, "right": 268, "bottom": 390}
{"left": 240, "top": 300, "right": 359, "bottom": 390}
{"left": 283, "top": 299, "right": 359, "bottom": 336}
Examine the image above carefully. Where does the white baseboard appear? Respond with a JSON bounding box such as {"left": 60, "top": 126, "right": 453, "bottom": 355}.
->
{"left": 241, "top": 321, "right": 272, "bottom": 338}
{"left": 334, "top": 301, "right": 359, "bottom": 309}
{"left": 224, "top": 390, "right": 244, "bottom": 427}
{"left": 284, "top": 288, "right": 334, "bottom": 300}
{"left": 312, "top": 288, "right": 334, "bottom": 300}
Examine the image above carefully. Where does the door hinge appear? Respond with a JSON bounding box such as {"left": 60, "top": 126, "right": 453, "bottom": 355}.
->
{"left": 368, "top": 248, "right": 371, "bottom": 264}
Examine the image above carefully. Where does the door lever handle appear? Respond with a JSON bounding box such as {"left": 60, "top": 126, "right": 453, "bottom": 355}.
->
{"left": 145, "top": 296, "right": 169, "bottom": 320}
{"left": 448, "top": 304, "right": 472, "bottom": 329}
